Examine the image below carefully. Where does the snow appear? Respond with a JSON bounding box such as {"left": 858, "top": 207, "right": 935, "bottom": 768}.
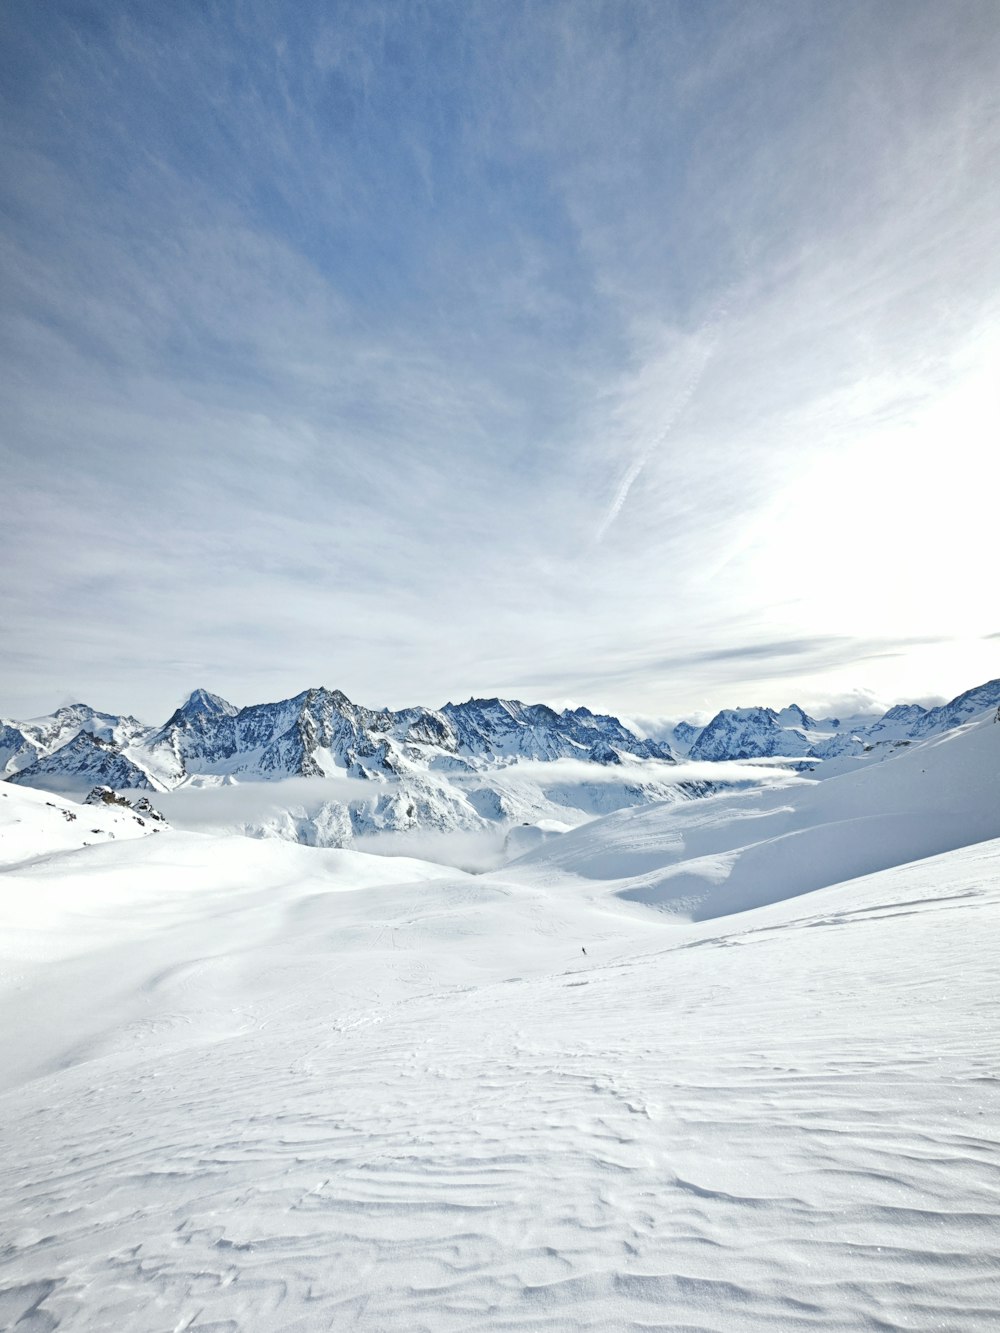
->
{"left": 143, "top": 756, "right": 717, "bottom": 863}
{"left": 508, "top": 714, "right": 1000, "bottom": 920}
{"left": 1, "top": 710, "right": 999, "bottom": 1328}
{"left": 6, "top": 681, "right": 999, "bottom": 877}
{"left": 0, "top": 781, "right": 158, "bottom": 870}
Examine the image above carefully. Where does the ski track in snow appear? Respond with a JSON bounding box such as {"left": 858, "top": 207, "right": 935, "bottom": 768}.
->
{"left": 1, "top": 830, "right": 1000, "bottom": 1331}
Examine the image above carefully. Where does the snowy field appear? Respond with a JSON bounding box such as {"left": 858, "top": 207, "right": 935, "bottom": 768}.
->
{"left": 1, "top": 719, "right": 999, "bottom": 1330}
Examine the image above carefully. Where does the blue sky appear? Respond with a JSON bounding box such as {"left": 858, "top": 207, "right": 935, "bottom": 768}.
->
{"left": 2, "top": 0, "right": 998, "bottom": 723}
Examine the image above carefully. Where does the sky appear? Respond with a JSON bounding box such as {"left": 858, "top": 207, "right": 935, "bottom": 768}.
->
{"left": 2, "top": 0, "right": 999, "bottom": 726}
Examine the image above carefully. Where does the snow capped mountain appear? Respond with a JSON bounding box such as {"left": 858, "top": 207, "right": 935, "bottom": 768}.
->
{"left": 511, "top": 707, "right": 1000, "bottom": 919}
{"left": 2, "top": 686, "right": 685, "bottom": 848}
{"left": 174, "top": 687, "right": 238, "bottom": 718}
{"left": 7, "top": 731, "right": 158, "bottom": 793}
{"left": 4, "top": 677, "right": 999, "bottom": 853}
{"left": 144, "top": 686, "right": 458, "bottom": 785}
{"left": 776, "top": 703, "right": 817, "bottom": 729}
{"left": 0, "top": 721, "right": 35, "bottom": 774}
{"left": 16, "top": 702, "right": 146, "bottom": 756}
{"left": 142, "top": 689, "right": 242, "bottom": 783}
{"left": 876, "top": 701, "right": 927, "bottom": 727}
{"left": 5, "top": 686, "right": 677, "bottom": 796}
{"left": 662, "top": 719, "right": 702, "bottom": 755}
{"left": 679, "top": 678, "right": 1000, "bottom": 764}
{"left": 441, "top": 697, "right": 674, "bottom": 765}
{"left": 688, "top": 705, "right": 815, "bottom": 761}
{"left": 856, "top": 701, "right": 928, "bottom": 744}
{"left": 0, "top": 702, "right": 150, "bottom": 781}
{"left": 911, "top": 677, "right": 1000, "bottom": 736}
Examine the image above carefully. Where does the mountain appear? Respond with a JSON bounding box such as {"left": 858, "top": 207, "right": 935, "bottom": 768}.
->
{"left": 144, "top": 687, "right": 458, "bottom": 785}
{"left": 4, "top": 677, "right": 998, "bottom": 852}
{"left": 0, "top": 702, "right": 150, "bottom": 781}
{"left": 911, "top": 678, "right": 1000, "bottom": 736}
{"left": 15, "top": 702, "right": 146, "bottom": 756}
{"left": 871, "top": 701, "right": 927, "bottom": 730}
{"left": 441, "top": 698, "right": 674, "bottom": 764}
{"left": 668, "top": 719, "right": 702, "bottom": 754}
{"left": 688, "top": 705, "right": 816, "bottom": 761}
{"left": 7, "top": 731, "right": 158, "bottom": 793}
{"left": 0, "top": 721, "right": 35, "bottom": 774}
{"left": 680, "top": 678, "right": 1000, "bottom": 765}
{"left": 10, "top": 687, "right": 676, "bottom": 793}
{"left": 776, "top": 703, "right": 817, "bottom": 729}
{"left": 2, "top": 687, "right": 684, "bottom": 848}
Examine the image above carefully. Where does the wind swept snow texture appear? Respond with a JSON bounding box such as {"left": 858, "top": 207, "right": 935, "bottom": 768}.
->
{"left": 1, "top": 794, "right": 999, "bottom": 1327}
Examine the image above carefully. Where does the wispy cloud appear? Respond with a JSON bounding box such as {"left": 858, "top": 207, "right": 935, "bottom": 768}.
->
{"left": 593, "top": 300, "right": 732, "bottom": 543}
{"left": 2, "top": 0, "right": 998, "bottom": 720}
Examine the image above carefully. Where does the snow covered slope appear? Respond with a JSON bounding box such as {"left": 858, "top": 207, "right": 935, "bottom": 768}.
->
{"left": 0, "top": 782, "right": 998, "bottom": 1328}
{"left": 510, "top": 713, "right": 1000, "bottom": 919}
{"left": 7, "top": 731, "right": 160, "bottom": 793}
{"left": 0, "top": 781, "right": 162, "bottom": 869}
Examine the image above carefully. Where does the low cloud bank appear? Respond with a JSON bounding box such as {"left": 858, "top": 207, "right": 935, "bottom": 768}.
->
{"left": 465, "top": 757, "right": 807, "bottom": 789}
{"left": 152, "top": 774, "right": 388, "bottom": 831}
{"left": 145, "top": 757, "right": 803, "bottom": 872}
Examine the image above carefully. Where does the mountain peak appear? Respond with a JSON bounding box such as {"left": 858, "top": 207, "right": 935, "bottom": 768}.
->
{"left": 881, "top": 703, "right": 927, "bottom": 723}
{"left": 181, "top": 688, "right": 238, "bottom": 718}
{"left": 51, "top": 702, "right": 101, "bottom": 721}
{"left": 777, "top": 704, "right": 817, "bottom": 730}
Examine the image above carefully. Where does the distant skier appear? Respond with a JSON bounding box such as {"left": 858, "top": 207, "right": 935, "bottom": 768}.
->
{"left": 581, "top": 947, "right": 587, "bottom": 956}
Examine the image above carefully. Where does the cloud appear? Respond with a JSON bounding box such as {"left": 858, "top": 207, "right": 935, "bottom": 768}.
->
{"left": 592, "top": 307, "right": 729, "bottom": 542}
{"left": 2, "top": 0, "right": 999, "bottom": 721}
{"left": 514, "top": 634, "right": 951, "bottom": 701}
{"left": 478, "top": 756, "right": 805, "bottom": 790}
{"left": 151, "top": 757, "right": 804, "bottom": 874}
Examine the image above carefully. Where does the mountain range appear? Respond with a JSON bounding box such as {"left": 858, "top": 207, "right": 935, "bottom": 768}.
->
{"left": 2, "top": 688, "right": 677, "bottom": 789}
{"left": 681, "top": 678, "right": 1000, "bottom": 761}
{"left": 3, "top": 677, "right": 998, "bottom": 850}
